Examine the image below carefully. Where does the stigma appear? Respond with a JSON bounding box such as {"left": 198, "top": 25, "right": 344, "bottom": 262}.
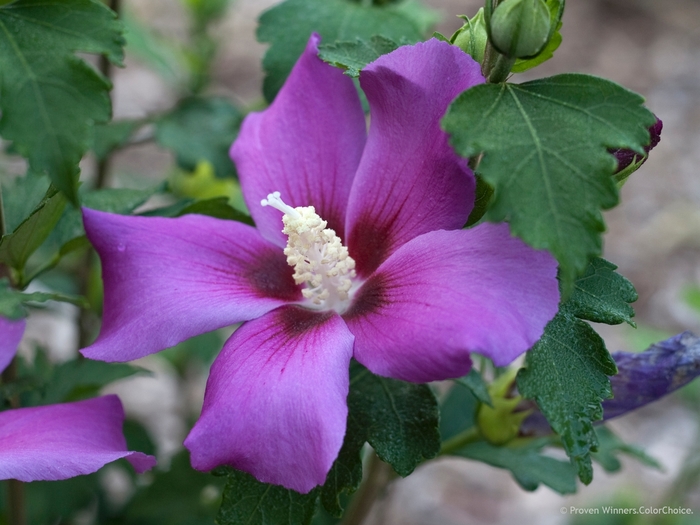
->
{"left": 261, "top": 192, "right": 357, "bottom": 313}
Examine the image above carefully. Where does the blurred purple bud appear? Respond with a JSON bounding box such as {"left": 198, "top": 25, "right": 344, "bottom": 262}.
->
{"left": 520, "top": 331, "right": 700, "bottom": 437}
{"left": 610, "top": 116, "right": 663, "bottom": 173}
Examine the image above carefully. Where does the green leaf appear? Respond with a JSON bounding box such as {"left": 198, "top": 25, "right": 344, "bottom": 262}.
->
{"left": 592, "top": 426, "right": 661, "bottom": 473}
{"left": 455, "top": 368, "right": 493, "bottom": 407}
{"left": 348, "top": 362, "right": 440, "bottom": 476}
{"left": 517, "top": 312, "right": 617, "bottom": 483}
{"left": 567, "top": 257, "right": 637, "bottom": 326}
{"left": 319, "top": 416, "right": 364, "bottom": 517}
{"left": 456, "top": 439, "right": 577, "bottom": 494}
{"left": 176, "top": 197, "right": 254, "bottom": 226}
{"left": 39, "top": 358, "right": 147, "bottom": 405}
{"left": 92, "top": 119, "right": 141, "bottom": 160}
{"left": 124, "top": 450, "right": 225, "bottom": 524}
{"left": 318, "top": 35, "right": 399, "bottom": 77}
{"left": 0, "top": 278, "right": 27, "bottom": 319}
{"left": 0, "top": 0, "right": 125, "bottom": 204}
{"left": 443, "top": 74, "right": 656, "bottom": 290}
{"left": 439, "top": 381, "right": 478, "bottom": 441}
{"left": 217, "top": 469, "right": 318, "bottom": 525}
{"left": 258, "top": 0, "right": 424, "bottom": 101}
{"left": 0, "top": 171, "right": 49, "bottom": 233}
{"left": 156, "top": 97, "right": 242, "bottom": 178}
{"left": 0, "top": 185, "right": 66, "bottom": 272}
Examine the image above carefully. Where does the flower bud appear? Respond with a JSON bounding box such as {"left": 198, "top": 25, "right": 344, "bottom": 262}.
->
{"left": 452, "top": 9, "right": 489, "bottom": 64}
{"left": 476, "top": 368, "right": 531, "bottom": 445}
{"left": 489, "top": 0, "right": 551, "bottom": 58}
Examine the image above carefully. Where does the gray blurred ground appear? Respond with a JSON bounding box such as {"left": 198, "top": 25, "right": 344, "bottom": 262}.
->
{"left": 55, "top": 0, "right": 700, "bottom": 522}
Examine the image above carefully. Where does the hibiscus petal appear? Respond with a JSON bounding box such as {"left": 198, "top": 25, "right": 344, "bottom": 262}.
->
{"left": 185, "top": 305, "right": 354, "bottom": 493}
{"left": 0, "top": 395, "right": 156, "bottom": 481}
{"left": 82, "top": 209, "right": 300, "bottom": 362}
{"left": 232, "top": 34, "right": 366, "bottom": 248}
{"left": 345, "top": 39, "right": 484, "bottom": 277}
{"left": 0, "top": 316, "right": 25, "bottom": 374}
{"left": 345, "top": 225, "right": 559, "bottom": 382}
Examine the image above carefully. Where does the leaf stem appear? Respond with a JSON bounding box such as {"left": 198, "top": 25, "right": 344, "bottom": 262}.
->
{"left": 439, "top": 427, "right": 482, "bottom": 456}
{"left": 340, "top": 452, "right": 394, "bottom": 525}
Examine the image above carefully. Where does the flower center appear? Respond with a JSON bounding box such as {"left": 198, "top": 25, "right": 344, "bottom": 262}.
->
{"left": 261, "top": 192, "right": 357, "bottom": 313}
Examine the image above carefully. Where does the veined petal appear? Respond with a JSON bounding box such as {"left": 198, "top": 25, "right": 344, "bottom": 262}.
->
{"left": 345, "top": 39, "right": 484, "bottom": 277}
{"left": 232, "top": 34, "right": 366, "bottom": 248}
{"left": 344, "top": 225, "right": 559, "bottom": 383}
{"left": 185, "top": 305, "right": 354, "bottom": 493}
{"left": 82, "top": 209, "right": 300, "bottom": 362}
{"left": 0, "top": 395, "right": 156, "bottom": 481}
{"left": 0, "top": 316, "right": 25, "bottom": 374}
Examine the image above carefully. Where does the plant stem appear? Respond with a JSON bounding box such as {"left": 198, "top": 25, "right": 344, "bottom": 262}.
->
{"left": 94, "top": 0, "right": 121, "bottom": 190}
{"left": 340, "top": 452, "right": 394, "bottom": 525}
{"left": 439, "top": 426, "right": 482, "bottom": 456}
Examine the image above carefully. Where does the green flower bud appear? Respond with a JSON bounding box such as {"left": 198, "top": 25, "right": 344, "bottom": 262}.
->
{"left": 489, "top": 0, "right": 551, "bottom": 58}
{"left": 451, "top": 9, "right": 488, "bottom": 64}
{"left": 476, "top": 368, "right": 531, "bottom": 445}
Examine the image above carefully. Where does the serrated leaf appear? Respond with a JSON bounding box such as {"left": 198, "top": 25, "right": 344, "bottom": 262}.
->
{"left": 217, "top": 469, "right": 318, "bottom": 525}
{"left": 456, "top": 439, "right": 577, "bottom": 494}
{"left": 567, "top": 257, "right": 637, "bottom": 326}
{"left": 443, "top": 74, "right": 656, "bottom": 290}
{"left": 0, "top": 0, "right": 125, "bottom": 204}
{"left": 0, "top": 185, "right": 66, "bottom": 271}
{"left": 258, "top": 0, "right": 424, "bottom": 101}
{"left": 318, "top": 35, "right": 399, "bottom": 77}
{"left": 156, "top": 97, "right": 242, "bottom": 178}
{"left": 516, "top": 311, "right": 617, "bottom": 484}
{"left": 349, "top": 362, "right": 440, "bottom": 476}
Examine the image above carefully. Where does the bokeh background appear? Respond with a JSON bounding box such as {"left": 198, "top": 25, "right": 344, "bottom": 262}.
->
{"left": 6, "top": 0, "right": 700, "bottom": 523}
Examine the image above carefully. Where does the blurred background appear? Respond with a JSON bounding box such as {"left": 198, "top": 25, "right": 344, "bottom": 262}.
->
{"left": 3, "top": 0, "right": 700, "bottom": 523}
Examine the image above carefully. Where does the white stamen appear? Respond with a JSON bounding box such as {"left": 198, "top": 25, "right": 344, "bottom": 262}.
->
{"left": 261, "top": 191, "right": 357, "bottom": 312}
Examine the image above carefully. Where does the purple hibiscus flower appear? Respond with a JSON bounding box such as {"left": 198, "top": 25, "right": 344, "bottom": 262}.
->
{"left": 81, "top": 36, "right": 559, "bottom": 493}
{"left": 0, "top": 316, "right": 155, "bottom": 481}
